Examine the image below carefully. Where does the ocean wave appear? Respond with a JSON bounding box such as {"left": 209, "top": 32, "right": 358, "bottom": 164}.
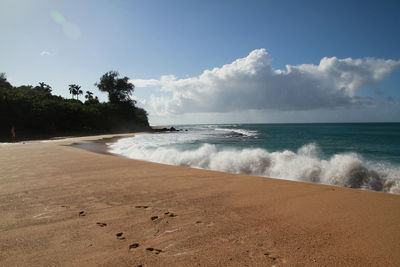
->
{"left": 214, "top": 127, "right": 258, "bottom": 137}
{"left": 108, "top": 141, "right": 400, "bottom": 194}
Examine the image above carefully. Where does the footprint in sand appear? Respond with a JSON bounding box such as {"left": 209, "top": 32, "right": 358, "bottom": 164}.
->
{"left": 151, "top": 211, "right": 178, "bottom": 222}
{"left": 164, "top": 211, "right": 177, "bottom": 217}
{"left": 264, "top": 252, "right": 279, "bottom": 262}
{"left": 136, "top": 205, "right": 150, "bottom": 209}
{"left": 146, "top": 247, "right": 163, "bottom": 254}
{"left": 116, "top": 232, "right": 125, "bottom": 240}
{"left": 129, "top": 243, "right": 140, "bottom": 250}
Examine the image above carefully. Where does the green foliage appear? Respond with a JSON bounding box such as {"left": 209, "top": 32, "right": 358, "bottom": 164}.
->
{"left": 95, "top": 71, "right": 135, "bottom": 104}
{"left": 0, "top": 73, "right": 149, "bottom": 141}
{"left": 69, "top": 84, "right": 83, "bottom": 100}
{"left": 84, "top": 91, "right": 100, "bottom": 105}
{"left": 34, "top": 82, "right": 52, "bottom": 95}
{"left": 0, "top": 73, "right": 12, "bottom": 90}
{"left": 85, "top": 90, "right": 93, "bottom": 100}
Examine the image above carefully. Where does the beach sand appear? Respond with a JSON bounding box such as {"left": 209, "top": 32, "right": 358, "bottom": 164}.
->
{"left": 1, "top": 134, "right": 400, "bottom": 266}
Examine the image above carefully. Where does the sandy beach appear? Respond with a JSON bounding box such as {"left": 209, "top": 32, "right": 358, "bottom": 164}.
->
{"left": 1, "top": 133, "right": 400, "bottom": 266}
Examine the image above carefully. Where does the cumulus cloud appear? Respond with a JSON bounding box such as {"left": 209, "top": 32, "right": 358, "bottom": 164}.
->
{"left": 132, "top": 49, "right": 400, "bottom": 115}
{"left": 40, "top": 50, "right": 51, "bottom": 56}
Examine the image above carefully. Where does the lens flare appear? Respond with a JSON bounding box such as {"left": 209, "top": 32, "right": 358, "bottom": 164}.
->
{"left": 50, "top": 10, "right": 81, "bottom": 40}
{"left": 51, "top": 11, "right": 65, "bottom": 24}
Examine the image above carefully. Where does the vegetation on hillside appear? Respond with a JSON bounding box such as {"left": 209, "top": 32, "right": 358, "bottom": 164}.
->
{"left": 0, "top": 72, "right": 149, "bottom": 141}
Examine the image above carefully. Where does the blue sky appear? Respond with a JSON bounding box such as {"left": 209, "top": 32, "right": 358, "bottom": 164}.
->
{"left": 1, "top": 0, "right": 399, "bottom": 124}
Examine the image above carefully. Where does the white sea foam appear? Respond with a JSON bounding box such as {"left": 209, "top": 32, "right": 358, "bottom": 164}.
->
{"left": 108, "top": 134, "right": 400, "bottom": 194}
{"left": 214, "top": 127, "right": 258, "bottom": 137}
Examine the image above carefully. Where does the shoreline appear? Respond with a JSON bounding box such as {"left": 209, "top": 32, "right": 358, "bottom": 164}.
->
{"left": 68, "top": 136, "right": 127, "bottom": 157}
{"left": 75, "top": 134, "right": 398, "bottom": 196}
{"left": 1, "top": 133, "right": 400, "bottom": 266}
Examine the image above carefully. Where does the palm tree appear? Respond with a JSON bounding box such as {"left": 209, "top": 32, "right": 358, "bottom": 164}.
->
{"left": 76, "top": 87, "right": 83, "bottom": 100}
{"left": 37, "top": 82, "right": 52, "bottom": 94}
{"left": 85, "top": 91, "right": 94, "bottom": 100}
{"left": 68, "top": 84, "right": 76, "bottom": 98}
{"left": 68, "top": 84, "right": 83, "bottom": 100}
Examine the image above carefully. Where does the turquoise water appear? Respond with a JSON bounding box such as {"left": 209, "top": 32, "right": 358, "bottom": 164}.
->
{"left": 109, "top": 123, "right": 400, "bottom": 193}
{"left": 194, "top": 123, "right": 400, "bottom": 164}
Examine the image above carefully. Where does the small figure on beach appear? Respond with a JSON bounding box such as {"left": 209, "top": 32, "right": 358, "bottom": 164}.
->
{"left": 11, "top": 125, "right": 15, "bottom": 143}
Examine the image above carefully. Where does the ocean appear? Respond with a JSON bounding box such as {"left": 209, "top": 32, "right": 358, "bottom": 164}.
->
{"left": 108, "top": 123, "right": 400, "bottom": 194}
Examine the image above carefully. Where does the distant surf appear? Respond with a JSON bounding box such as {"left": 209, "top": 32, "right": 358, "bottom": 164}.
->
{"left": 108, "top": 123, "right": 400, "bottom": 194}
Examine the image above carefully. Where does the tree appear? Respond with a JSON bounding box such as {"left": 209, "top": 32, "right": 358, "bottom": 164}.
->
{"left": 84, "top": 90, "right": 99, "bottom": 104}
{"left": 0, "top": 73, "right": 13, "bottom": 90}
{"left": 95, "top": 71, "right": 134, "bottom": 104}
{"left": 0, "top": 76, "right": 149, "bottom": 141}
{"left": 68, "top": 84, "right": 83, "bottom": 100}
{"left": 85, "top": 91, "right": 93, "bottom": 100}
{"left": 35, "top": 82, "right": 52, "bottom": 94}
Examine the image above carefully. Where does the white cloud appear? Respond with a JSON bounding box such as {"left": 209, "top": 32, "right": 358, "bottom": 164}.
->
{"left": 132, "top": 96, "right": 147, "bottom": 106}
{"left": 131, "top": 75, "right": 177, "bottom": 88}
{"left": 132, "top": 49, "right": 400, "bottom": 115}
{"left": 40, "top": 50, "right": 51, "bottom": 56}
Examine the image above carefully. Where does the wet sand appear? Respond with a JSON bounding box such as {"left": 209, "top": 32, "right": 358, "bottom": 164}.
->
{"left": 1, "top": 133, "right": 400, "bottom": 266}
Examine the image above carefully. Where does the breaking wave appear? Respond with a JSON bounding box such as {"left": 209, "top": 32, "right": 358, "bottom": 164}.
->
{"left": 214, "top": 127, "right": 258, "bottom": 137}
{"left": 109, "top": 137, "right": 400, "bottom": 194}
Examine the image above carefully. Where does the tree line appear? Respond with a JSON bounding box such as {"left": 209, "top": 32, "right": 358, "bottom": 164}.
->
{"left": 0, "top": 71, "right": 150, "bottom": 141}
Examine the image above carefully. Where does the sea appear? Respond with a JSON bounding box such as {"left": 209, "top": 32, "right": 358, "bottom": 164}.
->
{"left": 108, "top": 123, "right": 400, "bottom": 194}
